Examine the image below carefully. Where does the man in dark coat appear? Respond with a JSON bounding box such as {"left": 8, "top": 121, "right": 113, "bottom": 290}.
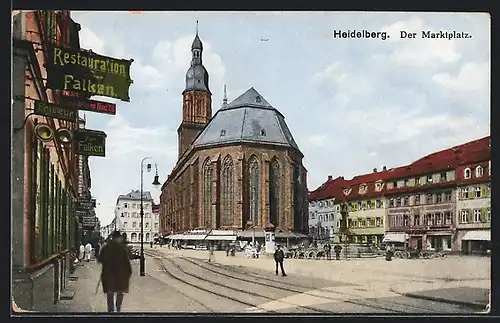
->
{"left": 274, "top": 245, "right": 287, "bottom": 276}
{"left": 97, "top": 231, "right": 132, "bottom": 313}
{"left": 324, "top": 243, "right": 332, "bottom": 260}
{"left": 334, "top": 244, "right": 342, "bottom": 260}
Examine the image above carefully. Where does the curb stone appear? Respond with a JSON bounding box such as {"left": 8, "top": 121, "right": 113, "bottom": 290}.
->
{"left": 389, "top": 288, "right": 488, "bottom": 310}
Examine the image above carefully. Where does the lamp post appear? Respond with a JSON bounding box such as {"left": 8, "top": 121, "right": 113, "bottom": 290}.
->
{"left": 246, "top": 220, "right": 255, "bottom": 245}
{"left": 139, "top": 157, "right": 161, "bottom": 277}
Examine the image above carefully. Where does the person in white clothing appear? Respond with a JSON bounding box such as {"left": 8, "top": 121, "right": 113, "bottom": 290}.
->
{"left": 79, "top": 244, "right": 85, "bottom": 262}
{"left": 85, "top": 242, "right": 93, "bottom": 262}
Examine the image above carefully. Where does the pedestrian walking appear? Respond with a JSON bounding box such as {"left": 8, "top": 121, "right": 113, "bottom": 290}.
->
{"left": 324, "top": 243, "right": 332, "bottom": 260}
{"left": 225, "top": 244, "right": 230, "bottom": 257}
{"left": 255, "top": 242, "right": 261, "bottom": 259}
{"left": 334, "top": 244, "right": 342, "bottom": 260}
{"left": 85, "top": 242, "right": 93, "bottom": 262}
{"left": 97, "top": 231, "right": 132, "bottom": 313}
{"left": 79, "top": 243, "right": 85, "bottom": 262}
{"left": 94, "top": 241, "right": 101, "bottom": 259}
{"left": 208, "top": 244, "right": 215, "bottom": 262}
{"left": 274, "top": 245, "right": 287, "bottom": 276}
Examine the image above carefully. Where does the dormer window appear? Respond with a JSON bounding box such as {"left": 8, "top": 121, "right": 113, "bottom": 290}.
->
{"left": 359, "top": 184, "right": 367, "bottom": 194}
{"left": 475, "top": 166, "right": 483, "bottom": 177}
{"left": 256, "top": 95, "right": 261, "bottom": 103}
{"left": 124, "top": 203, "right": 128, "bottom": 208}
{"left": 343, "top": 188, "right": 351, "bottom": 196}
{"left": 260, "top": 129, "right": 266, "bottom": 136}
{"left": 464, "top": 168, "right": 471, "bottom": 179}
{"left": 426, "top": 175, "right": 433, "bottom": 183}
{"left": 220, "top": 129, "right": 226, "bottom": 137}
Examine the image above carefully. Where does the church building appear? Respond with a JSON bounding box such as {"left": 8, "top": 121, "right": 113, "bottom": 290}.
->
{"left": 159, "top": 28, "right": 308, "bottom": 236}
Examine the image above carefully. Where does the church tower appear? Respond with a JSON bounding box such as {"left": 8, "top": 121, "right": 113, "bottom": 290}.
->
{"left": 177, "top": 22, "right": 212, "bottom": 158}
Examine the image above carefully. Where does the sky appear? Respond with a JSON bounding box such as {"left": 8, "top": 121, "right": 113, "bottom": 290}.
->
{"left": 70, "top": 11, "right": 490, "bottom": 227}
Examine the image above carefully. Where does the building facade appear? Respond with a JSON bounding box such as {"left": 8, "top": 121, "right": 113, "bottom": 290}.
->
{"left": 114, "top": 190, "right": 159, "bottom": 244}
{"left": 160, "top": 30, "right": 308, "bottom": 237}
{"left": 308, "top": 136, "right": 490, "bottom": 253}
{"left": 307, "top": 176, "right": 343, "bottom": 243}
{"left": 455, "top": 147, "right": 491, "bottom": 254}
{"left": 12, "top": 10, "right": 84, "bottom": 311}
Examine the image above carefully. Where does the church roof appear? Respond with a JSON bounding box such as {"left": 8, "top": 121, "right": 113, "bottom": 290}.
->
{"left": 193, "top": 87, "right": 300, "bottom": 151}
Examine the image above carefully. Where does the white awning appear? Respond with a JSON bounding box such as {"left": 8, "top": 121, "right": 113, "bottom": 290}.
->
{"left": 181, "top": 234, "right": 208, "bottom": 241}
{"left": 461, "top": 230, "right": 490, "bottom": 241}
{"left": 205, "top": 235, "right": 237, "bottom": 241}
{"left": 382, "top": 233, "right": 409, "bottom": 243}
{"left": 168, "top": 234, "right": 183, "bottom": 240}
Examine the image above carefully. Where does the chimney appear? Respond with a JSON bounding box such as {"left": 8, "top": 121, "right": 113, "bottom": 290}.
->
{"left": 373, "top": 168, "right": 377, "bottom": 173}
{"left": 382, "top": 166, "right": 387, "bottom": 171}
{"left": 328, "top": 175, "right": 333, "bottom": 181}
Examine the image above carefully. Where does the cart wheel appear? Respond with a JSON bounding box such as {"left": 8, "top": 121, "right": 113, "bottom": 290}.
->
{"left": 394, "top": 251, "right": 402, "bottom": 258}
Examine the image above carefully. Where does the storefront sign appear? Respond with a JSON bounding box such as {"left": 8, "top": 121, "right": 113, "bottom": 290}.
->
{"left": 61, "top": 95, "right": 116, "bottom": 115}
{"left": 78, "top": 201, "right": 94, "bottom": 209}
{"left": 82, "top": 216, "right": 97, "bottom": 227}
{"left": 75, "top": 210, "right": 87, "bottom": 217}
{"left": 45, "top": 45, "right": 134, "bottom": 102}
{"left": 34, "top": 101, "right": 77, "bottom": 122}
{"left": 424, "top": 204, "right": 452, "bottom": 212}
{"left": 74, "top": 129, "right": 107, "bottom": 157}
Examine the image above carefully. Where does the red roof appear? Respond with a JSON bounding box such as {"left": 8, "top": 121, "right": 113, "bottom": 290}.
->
{"left": 308, "top": 136, "right": 490, "bottom": 202}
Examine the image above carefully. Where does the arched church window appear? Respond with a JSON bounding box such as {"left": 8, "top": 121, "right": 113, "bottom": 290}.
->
{"left": 248, "top": 156, "right": 260, "bottom": 226}
{"left": 203, "top": 160, "right": 213, "bottom": 228}
{"left": 221, "top": 155, "right": 234, "bottom": 226}
{"left": 269, "top": 158, "right": 282, "bottom": 227}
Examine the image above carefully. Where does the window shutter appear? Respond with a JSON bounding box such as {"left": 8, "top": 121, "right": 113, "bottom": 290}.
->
{"left": 468, "top": 191, "right": 474, "bottom": 200}
{"left": 480, "top": 209, "right": 486, "bottom": 223}
{"left": 481, "top": 186, "right": 487, "bottom": 198}
{"left": 467, "top": 209, "right": 472, "bottom": 223}
{"left": 362, "top": 202, "right": 367, "bottom": 209}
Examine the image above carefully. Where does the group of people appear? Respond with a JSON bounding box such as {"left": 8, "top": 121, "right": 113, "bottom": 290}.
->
{"left": 323, "top": 243, "right": 343, "bottom": 260}
{"left": 77, "top": 242, "right": 96, "bottom": 263}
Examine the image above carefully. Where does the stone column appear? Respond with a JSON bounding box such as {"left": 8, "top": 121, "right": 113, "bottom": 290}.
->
{"left": 235, "top": 151, "right": 244, "bottom": 228}
{"left": 262, "top": 152, "right": 270, "bottom": 228}
{"left": 211, "top": 154, "right": 220, "bottom": 228}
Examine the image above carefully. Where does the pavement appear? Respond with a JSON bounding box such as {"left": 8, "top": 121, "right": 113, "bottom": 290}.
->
{"left": 147, "top": 247, "right": 491, "bottom": 311}
{"left": 50, "top": 248, "right": 490, "bottom": 313}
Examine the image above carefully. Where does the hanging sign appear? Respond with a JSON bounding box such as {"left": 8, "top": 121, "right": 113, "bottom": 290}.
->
{"left": 74, "top": 129, "right": 107, "bottom": 157}
{"left": 34, "top": 101, "right": 77, "bottom": 122}
{"left": 60, "top": 95, "right": 116, "bottom": 115}
{"left": 45, "top": 45, "right": 134, "bottom": 102}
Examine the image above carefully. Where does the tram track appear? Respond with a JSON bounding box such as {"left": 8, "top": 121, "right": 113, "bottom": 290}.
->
{"left": 179, "top": 256, "right": 434, "bottom": 313}
{"left": 144, "top": 250, "right": 409, "bottom": 313}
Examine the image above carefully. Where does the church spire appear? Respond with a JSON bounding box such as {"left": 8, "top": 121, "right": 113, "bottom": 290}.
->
{"left": 191, "top": 21, "right": 203, "bottom": 66}
{"left": 222, "top": 84, "right": 228, "bottom": 106}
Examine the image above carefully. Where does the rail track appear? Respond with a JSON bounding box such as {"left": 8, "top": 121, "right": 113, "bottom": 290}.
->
{"left": 145, "top": 250, "right": 334, "bottom": 313}
{"left": 179, "top": 256, "right": 440, "bottom": 313}
{"left": 144, "top": 250, "right": 442, "bottom": 313}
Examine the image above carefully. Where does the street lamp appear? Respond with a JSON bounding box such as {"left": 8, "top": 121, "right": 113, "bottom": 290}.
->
{"left": 246, "top": 220, "right": 255, "bottom": 245}
{"left": 140, "top": 157, "right": 161, "bottom": 277}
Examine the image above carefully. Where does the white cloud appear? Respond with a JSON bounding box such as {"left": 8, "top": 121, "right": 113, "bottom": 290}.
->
{"left": 433, "top": 61, "right": 489, "bottom": 93}
{"left": 381, "top": 16, "right": 462, "bottom": 66}
{"left": 306, "top": 134, "right": 329, "bottom": 147}
{"left": 78, "top": 27, "right": 106, "bottom": 54}
{"left": 89, "top": 114, "right": 178, "bottom": 225}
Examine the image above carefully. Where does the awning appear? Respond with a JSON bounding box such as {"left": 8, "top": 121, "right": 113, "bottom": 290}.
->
{"left": 168, "top": 234, "right": 183, "bottom": 240}
{"left": 461, "top": 230, "right": 490, "bottom": 241}
{"left": 205, "top": 235, "right": 237, "bottom": 241}
{"left": 382, "top": 233, "right": 409, "bottom": 243}
{"left": 237, "top": 230, "right": 266, "bottom": 238}
{"left": 181, "top": 234, "right": 208, "bottom": 241}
